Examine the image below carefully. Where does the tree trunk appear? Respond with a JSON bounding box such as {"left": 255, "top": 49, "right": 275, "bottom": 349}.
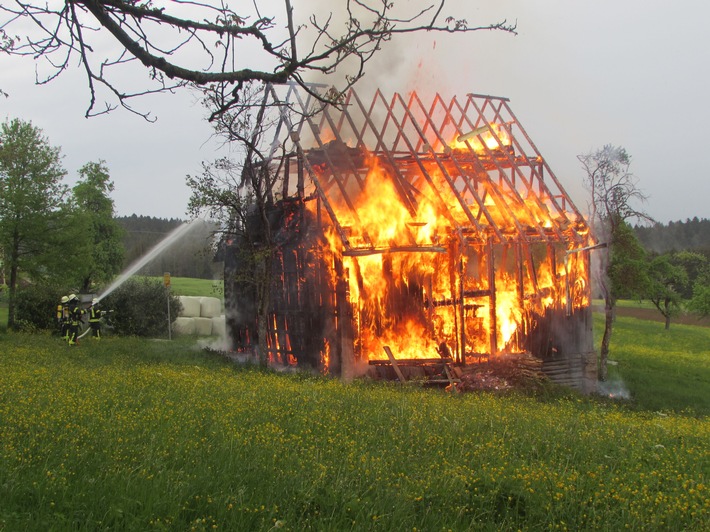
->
{"left": 7, "top": 263, "right": 18, "bottom": 330}
{"left": 81, "top": 276, "right": 92, "bottom": 293}
{"left": 599, "top": 296, "right": 614, "bottom": 382}
{"left": 7, "top": 232, "right": 20, "bottom": 330}
{"left": 256, "top": 316, "right": 269, "bottom": 367}
{"left": 255, "top": 252, "right": 272, "bottom": 368}
{"left": 663, "top": 298, "right": 672, "bottom": 330}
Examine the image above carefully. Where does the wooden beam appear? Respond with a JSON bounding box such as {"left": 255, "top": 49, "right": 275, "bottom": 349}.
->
{"left": 383, "top": 345, "right": 407, "bottom": 383}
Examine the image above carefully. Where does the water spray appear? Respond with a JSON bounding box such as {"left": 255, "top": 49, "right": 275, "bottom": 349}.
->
{"left": 97, "top": 219, "right": 200, "bottom": 303}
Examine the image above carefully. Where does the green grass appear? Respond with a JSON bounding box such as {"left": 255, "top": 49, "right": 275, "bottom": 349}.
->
{"left": 593, "top": 298, "right": 659, "bottom": 310}
{"left": 165, "top": 276, "right": 223, "bottom": 299}
{"left": 595, "top": 313, "right": 710, "bottom": 415}
{"left": 0, "top": 332, "right": 708, "bottom": 530}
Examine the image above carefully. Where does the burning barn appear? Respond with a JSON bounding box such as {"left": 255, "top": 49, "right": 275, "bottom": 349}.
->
{"left": 225, "top": 84, "right": 597, "bottom": 392}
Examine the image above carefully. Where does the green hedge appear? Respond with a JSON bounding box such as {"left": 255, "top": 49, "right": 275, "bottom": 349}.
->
{"left": 98, "top": 278, "right": 182, "bottom": 337}
{"left": 14, "top": 284, "right": 67, "bottom": 333}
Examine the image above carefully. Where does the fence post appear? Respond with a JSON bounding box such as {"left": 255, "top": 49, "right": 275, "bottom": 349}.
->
{"left": 164, "top": 272, "right": 172, "bottom": 340}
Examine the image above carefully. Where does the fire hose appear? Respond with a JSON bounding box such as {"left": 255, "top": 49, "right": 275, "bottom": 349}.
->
{"left": 76, "top": 310, "right": 114, "bottom": 339}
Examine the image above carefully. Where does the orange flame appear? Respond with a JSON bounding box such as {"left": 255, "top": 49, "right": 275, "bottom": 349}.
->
{"left": 450, "top": 123, "right": 512, "bottom": 154}
{"left": 309, "top": 141, "right": 590, "bottom": 364}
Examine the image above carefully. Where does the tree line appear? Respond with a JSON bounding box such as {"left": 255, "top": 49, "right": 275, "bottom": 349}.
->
{"left": 635, "top": 217, "right": 710, "bottom": 256}
{"left": 628, "top": 218, "right": 710, "bottom": 329}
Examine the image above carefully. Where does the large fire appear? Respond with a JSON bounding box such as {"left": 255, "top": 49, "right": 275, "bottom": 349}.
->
{"left": 307, "top": 130, "right": 590, "bottom": 364}
{"left": 223, "top": 88, "right": 595, "bottom": 387}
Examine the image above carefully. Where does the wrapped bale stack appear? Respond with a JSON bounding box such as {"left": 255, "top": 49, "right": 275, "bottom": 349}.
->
{"left": 173, "top": 296, "right": 225, "bottom": 336}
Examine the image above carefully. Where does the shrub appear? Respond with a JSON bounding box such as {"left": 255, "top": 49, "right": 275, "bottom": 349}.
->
{"left": 14, "top": 284, "right": 70, "bottom": 332}
{"left": 100, "top": 277, "right": 182, "bottom": 337}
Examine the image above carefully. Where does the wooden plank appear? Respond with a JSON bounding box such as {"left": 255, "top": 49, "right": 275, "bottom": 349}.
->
{"left": 443, "top": 364, "right": 456, "bottom": 387}
{"left": 450, "top": 366, "right": 464, "bottom": 379}
{"left": 368, "top": 358, "right": 443, "bottom": 366}
{"left": 383, "top": 345, "right": 407, "bottom": 383}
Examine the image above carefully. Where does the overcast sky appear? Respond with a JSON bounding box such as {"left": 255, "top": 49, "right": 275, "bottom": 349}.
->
{"left": 2, "top": 1, "right": 709, "bottom": 224}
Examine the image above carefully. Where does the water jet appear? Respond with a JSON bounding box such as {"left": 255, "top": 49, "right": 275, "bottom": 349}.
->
{"left": 98, "top": 219, "right": 199, "bottom": 302}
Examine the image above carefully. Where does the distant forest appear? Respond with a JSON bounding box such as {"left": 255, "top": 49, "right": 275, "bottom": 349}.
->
{"left": 634, "top": 217, "right": 710, "bottom": 256}
{"left": 117, "top": 215, "right": 221, "bottom": 279}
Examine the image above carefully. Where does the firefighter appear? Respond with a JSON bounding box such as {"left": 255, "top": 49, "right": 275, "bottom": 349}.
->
{"left": 67, "top": 294, "right": 84, "bottom": 346}
{"left": 87, "top": 298, "right": 104, "bottom": 340}
{"left": 57, "top": 295, "right": 70, "bottom": 340}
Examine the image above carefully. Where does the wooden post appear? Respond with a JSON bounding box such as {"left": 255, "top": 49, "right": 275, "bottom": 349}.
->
{"left": 487, "top": 241, "right": 497, "bottom": 357}
{"left": 164, "top": 272, "right": 172, "bottom": 341}
{"left": 448, "top": 239, "right": 460, "bottom": 363}
{"left": 515, "top": 243, "right": 525, "bottom": 306}
{"left": 335, "top": 256, "right": 354, "bottom": 382}
{"left": 458, "top": 243, "right": 466, "bottom": 365}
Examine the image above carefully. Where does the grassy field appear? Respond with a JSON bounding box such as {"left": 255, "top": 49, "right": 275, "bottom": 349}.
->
{"left": 166, "top": 276, "right": 223, "bottom": 300}
{"left": 0, "top": 328, "right": 708, "bottom": 530}
{"left": 596, "top": 314, "right": 710, "bottom": 415}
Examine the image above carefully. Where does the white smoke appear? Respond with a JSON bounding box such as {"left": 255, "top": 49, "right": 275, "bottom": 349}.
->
{"left": 597, "top": 374, "right": 631, "bottom": 400}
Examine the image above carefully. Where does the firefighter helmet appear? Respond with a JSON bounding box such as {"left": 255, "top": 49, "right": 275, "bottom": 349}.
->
{"left": 69, "top": 293, "right": 78, "bottom": 302}
{"left": 61, "top": 296, "right": 69, "bottom": 303}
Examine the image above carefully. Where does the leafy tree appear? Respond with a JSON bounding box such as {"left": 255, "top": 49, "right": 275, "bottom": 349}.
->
{"left": 578, "top": 145, "right": 652, "bottom": 380}
{"left": 187, "top": 157, "right": 279, "bottom": 366}
{"left": 72, "top": 160, "right": 125, "bottom": 292}
{"left": 608, "top": 222, "right": 650, "bottom": 301}
{"left": 670, "top": 250, "right": 708, "bottom": 299}
{"left": 1, "top": 1, "right": 515, "bottom": 119}
{"left": 646, "top": 253, "right": 688, "bottom": 330}
{"left": 0, "top": 118, "right": 85, "bottom": 329}
{"left": 687, "top": 262, "right": 710, "bottom": 319}
{"left": 688, "top": 282, "right": 710, "bottom": 318}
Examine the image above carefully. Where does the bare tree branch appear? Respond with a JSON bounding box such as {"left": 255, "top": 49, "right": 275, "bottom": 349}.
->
{"left": 2, "top": 1, "right": 516, "bottom": 119}
{"left": 578, "top": 145, "right": 653, "bottom": 237}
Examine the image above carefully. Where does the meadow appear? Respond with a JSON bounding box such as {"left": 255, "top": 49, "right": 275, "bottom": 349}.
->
{"left": 0, "top": 321, "right": 708, "bottom": 530}
{"left": 166, "top": 277, "right": 224, "bottom": 300}
{"left": 597, "top": 315, "right": 710, "bottom": 415}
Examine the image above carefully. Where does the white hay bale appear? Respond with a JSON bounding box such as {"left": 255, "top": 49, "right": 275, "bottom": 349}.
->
{"left": 194, "top": 317, "right": 213, "bottom": 336}
{"left": 179, "top": 296, "right": 201, "bottom": 317}
{"left": 173, "top": 317, "right": 196, "bottom": 335}
{"left": 211, "top": 315, "right": 226, "bottom": 338}
{"left": 200, "top": 296, "right": 222, "bottom": 318}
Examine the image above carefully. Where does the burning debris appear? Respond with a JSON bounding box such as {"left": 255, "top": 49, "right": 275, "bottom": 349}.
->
{"left": 225, "top": 85, "right": 597, "bottom": 393}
